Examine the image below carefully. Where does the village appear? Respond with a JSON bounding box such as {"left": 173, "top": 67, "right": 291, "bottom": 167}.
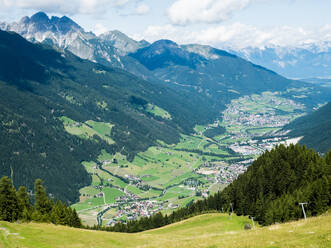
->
{"left": 221, "top": 92, "right": 305, "bottom": 157}
{"left": 105, "top": 200, "right": 164, "bottom": 226}
{"left": 98, "top": 157, "right": 254, "bottom": 226}
{"left": 75, "top": 91, "right": 307, "bottom": 226}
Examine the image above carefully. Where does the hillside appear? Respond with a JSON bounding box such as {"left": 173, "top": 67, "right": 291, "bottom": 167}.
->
{"left": 0, "top": 30, "right": 220, "bottom": 203}
{"left": 285, "top": 102, "right": 331, "bottom": 153}
{"left": 130, "top": 41, "right": 331, "bottom": 109}
{"left": 1, "top": 212, "right": 331, "bottom": 247}
{"left": 101, "top": 144, "right": 330, "bottom": 232}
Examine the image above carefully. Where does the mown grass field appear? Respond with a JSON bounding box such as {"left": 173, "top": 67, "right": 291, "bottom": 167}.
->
{"left": 1, "top": 212, "right": 330, "bottom": 248}
{"left": 60, "top": 117, "right": 115, "bottom": 145}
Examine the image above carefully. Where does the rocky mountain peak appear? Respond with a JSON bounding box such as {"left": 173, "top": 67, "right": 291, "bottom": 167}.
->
{"left": 30, "top": 11, "right": 49, "bottom": 23}
{"left": 152, "top": 39, "right": 178, "bottom": 48}
{"left": 99, "top": 30, "right": 144, "bottom": 54}
{"left": 19, "top": 16, "right": 31, "bottom": 24}
{"left": 51, "top": 15, "right": 83, "bottom": 34}
{"left": 13, "top": 12, "right": 83, "bottom": 35}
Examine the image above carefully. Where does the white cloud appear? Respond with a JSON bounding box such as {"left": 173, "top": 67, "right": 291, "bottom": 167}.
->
{"left": 94, "top": 23, "right": 108, "bottom": 35}
{"left": 135, "top": 3, "right": 150, "bottom": 15}
{"left": 167, "top": 0, "right": 255, "bottom": 25}
{"left": 136, "top": 23, "right": 331, "bottom": 50}
{"left": 0, "top": 0, "right": 134, "bottom": 15}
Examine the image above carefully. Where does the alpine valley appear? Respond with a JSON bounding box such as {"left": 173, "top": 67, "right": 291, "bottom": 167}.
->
{"left": 0, "top": 12, "right": 331, "bottom": 227}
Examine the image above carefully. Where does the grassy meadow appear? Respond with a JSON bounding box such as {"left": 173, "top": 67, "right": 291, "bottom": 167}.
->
{"left": 1, "top": 212, "right": 330, "bottom": 248}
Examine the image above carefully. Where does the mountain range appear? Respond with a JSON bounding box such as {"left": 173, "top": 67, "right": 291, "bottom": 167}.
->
{"left": 0, "top": 12, "right": 331, "bottom": 204}
{"left": 3, "top": 12, "right": 331, "bottom": 83}
{"left": 233, "top": 43, "right": 331, "bottom": 79}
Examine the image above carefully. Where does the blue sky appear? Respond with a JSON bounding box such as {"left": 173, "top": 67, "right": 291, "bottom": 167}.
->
{"left": 0, "top": 0, "right": 331, "bottom": 49}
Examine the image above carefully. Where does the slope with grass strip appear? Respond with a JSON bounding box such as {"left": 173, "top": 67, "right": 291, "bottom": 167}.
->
{"left": 0, "top": 212, "right": 330, "bottom": 248}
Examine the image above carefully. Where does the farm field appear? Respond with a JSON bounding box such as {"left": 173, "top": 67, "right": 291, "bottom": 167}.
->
{"left": 1, "top": 212, "right": 330, "bottom": 248}
{"left": 61, "top": 91, "right": 307, "bottom": 226}
{"left": 145, "top": 104, "right": 172, "bottom": 120}
{"left": 59, "top": 117, "right": 115, "bottom": 144}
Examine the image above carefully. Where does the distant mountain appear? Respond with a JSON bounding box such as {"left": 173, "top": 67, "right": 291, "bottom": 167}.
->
{"left": 0, "top": 30, "right": 221, "bottom": 203}
{"left": 130, "top": 41, "right": 330, "bottom": 109}
{"left": 301, "top": 78, "right": 331, "bottom": 88}
{"left": 0, "top": 12, "right": 147, "bottom": 70}
{"left": 233, "top": 43, "right": 331, "bottom": 79}
{"left": 3, "top": 12, "right": 331, "bottom": 83}
{"left": 2, "top": 12, "right": 330, "bottom": 107}
{"left": 285, "top": 102, "right": 331, "bottom": 153}
{"left": 99, "top": 30, "right": 147, "bottom": 55}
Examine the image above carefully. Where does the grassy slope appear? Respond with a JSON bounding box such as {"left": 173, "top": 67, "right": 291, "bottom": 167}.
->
{"left": 1, "top": 212, "right": 330, "bottom": 248}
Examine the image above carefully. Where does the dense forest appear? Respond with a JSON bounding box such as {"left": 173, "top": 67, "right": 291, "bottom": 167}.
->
{"left": 0, "top": 30, "right": 221, "bottom": 203}
{"left": 96, "top": 144, "right": 331, "bottom": 233}
{"left": 286, "top": 102, "right": 331, "bottom": 153}
{"left": 0, "top": 177, "right": 81, "bottom": 227}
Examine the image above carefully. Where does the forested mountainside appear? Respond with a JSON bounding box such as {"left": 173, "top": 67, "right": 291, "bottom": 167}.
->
{"left": 285, "top": 102, "right": 331, "bottom": 153}
{"left": 221, "top": 144, "right": 331, "bottom": 225}
{"left": 2, "top": 12, "right": 331, "bottom": 110}
{"left": 0, "top": 30, "right": 220, "bottom": 203}
{"left": 129, "top": 40, "right": 331, "bottom": 109}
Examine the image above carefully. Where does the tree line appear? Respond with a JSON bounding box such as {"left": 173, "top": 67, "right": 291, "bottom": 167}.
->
{"left": 0, "top": 177, "right": 81, "bottom": 227}
{"left": 94, "top": 144, "right": 330, "bottom": 233}
{"left": 1, "top": 144, "right": 330, "bottom": 233}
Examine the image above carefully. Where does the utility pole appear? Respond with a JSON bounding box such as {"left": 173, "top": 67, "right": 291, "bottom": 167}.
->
{"left": 229, "top": 203, "right": 234, "bottom": 220}
{"left": 250, "top": 216, "right": 255, "bottom": 229}
{"left": 299, "top": 203, "right": 308, "bottom": 220}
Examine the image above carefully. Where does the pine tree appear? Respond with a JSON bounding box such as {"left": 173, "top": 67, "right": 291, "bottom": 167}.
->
{"left": 34, "top": 179, "right": 52, "bottom": 221}
{"left": 16, "top": 186, "right": 32, "bottom": 221}
{"left": 309, "top": 177, "right": 330, "bottom": 215}
{"left": 325, "top": 150, "right": 331, "bottom": 165}
{"left": 69, "top": 208, "right": 82, "bottom": 228}
{"left": 0, "top": 176, "right": 19, "bottom": 222}
{"left": 50, "top": 200, "right": 68, "bottom": 225}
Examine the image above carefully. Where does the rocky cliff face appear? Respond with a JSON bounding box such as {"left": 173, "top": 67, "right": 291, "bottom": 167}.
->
{"left": 0, "top": 12, "right": 143, "bottom": 68}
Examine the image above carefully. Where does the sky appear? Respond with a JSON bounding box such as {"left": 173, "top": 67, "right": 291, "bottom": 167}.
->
{"left": 0, "top": 0, "right": 331, "bottom": 49}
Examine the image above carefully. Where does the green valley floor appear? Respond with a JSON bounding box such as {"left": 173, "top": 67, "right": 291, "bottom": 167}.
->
{"left": 1, "top": 212, "right": 330, "bottom": 248}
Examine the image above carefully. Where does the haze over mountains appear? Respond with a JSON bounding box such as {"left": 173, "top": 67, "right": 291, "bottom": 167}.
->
{"left": 0, "top": 11, "right": 331, "bottom": 207}
{"left": 3, "top": 12, "right": 331, "bottom": 81}
{"left": 234, "top": 44, "right": 331, "bottom": 79}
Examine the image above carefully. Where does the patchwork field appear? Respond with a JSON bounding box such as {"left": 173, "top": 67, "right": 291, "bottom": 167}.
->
{"left": 1, "top": 212, "right": 330, "bottom": 248}
{"left": 60, "top": 91, "right": 307, "bottom": 226}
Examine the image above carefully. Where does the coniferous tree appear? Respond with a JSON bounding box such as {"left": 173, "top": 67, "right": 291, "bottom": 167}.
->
{"left": 0, "top": 176, "right": 19, "bottom": 222}
{"left": 16, "top": 186, "right": 33, "bottom": 221}
{"left": 68, "top": 208, "right": 82, "bottom": 228}
{"left": 50, "top": 200, "right": 68, "bottom": 225}
{"left": 34, "top": 179, "right": 52, "bottom": 222}
{"left": 309, "top": 177, "right": 330, "bottom": 215}
{"left": 325, "top": 150, "right": 331, "bottom": 165}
